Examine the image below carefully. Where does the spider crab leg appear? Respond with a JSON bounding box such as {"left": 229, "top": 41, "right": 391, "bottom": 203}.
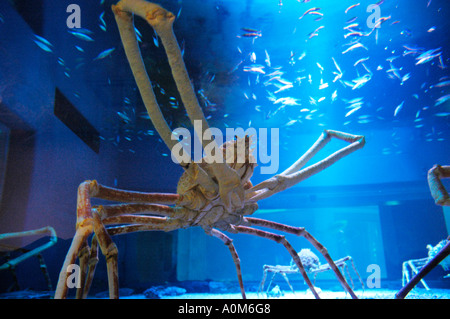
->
{"left": 246, "top": 130, "right": 365, "bottom": 202}
{"left": 112, "top": 0, "right": 244, "bottom": 211}
{"left": 206, "top": 229, "right": 246, "bottom": 298}
{"left": 396, "top": 164, "right": 450, "bottom": 298}
{"left": 427, "top": 165, "right": 450, "bottom": 206}
{"left": 0, "top": 226, "right": 57, "bottom": 271}
{"left": 241, "top": 217, "right": 358, "bottom": 299}
{"left": 231, "top": 224, "right": 321, "bottom": 299}
{"left": 54, "top": 181, "right": 183, "bottom": 299}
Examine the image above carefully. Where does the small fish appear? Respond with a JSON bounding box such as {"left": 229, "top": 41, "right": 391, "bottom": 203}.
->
{"left": 342, "top": 42, "right": 367, "bottom": 54}
{"left": 345, "top": 106, "right": 362, "bottom": 117}
{"left": 99, "top": 11, "right": 107, "bottom": 31}
{"left": 241, "top": 27, "right": 260, "bottom": 33}
{"left": 401, "top": 29, "right": 412, "bottom": 37}
{"left": 274, "top": 84, "right": 293, "bottom": 94}
{"left": 435, "top": 95, "right": 450, "bottom": 106}
{"left": 33, "top": 34, "right": 53, "bottom": 48}
{"left": 354, "top": 57, "right": 369, "bottom": 66}
{"left": 352, "top": 74, "right": 371, "bottom": 90}
{"left": 237, "top": 30, "right": 262, "bottom": 38}
{"left": 264, "top": 50, "right": 271, "bottom": 67}
{"left": 93, "top": 47, "right": 115, "bottom": 60}
{"left": 308, "top": 26, "right": 324, "bottom": 38}
{"left": 319, "top": 82, "right": 328, "bottom": 90}
{"left": 316, "top": 62, "right": 324, "bottom": 71}
{"left": 68, "top": 30, "right": 94, "bottom": 41}
{"left": 299, "top": 7, "right": 321, "bottom": 19}
{"left": 243, "top": 65, "right": 265, "bottom": 74}
{"left": 33, "top": 40, "right": 53, "bottom": 52}
{"left": 285, "top": 119, "right": 298, "bottom": 126}
{"left": 431, "top": 81, "right": 450, "bottom": 88}
{"left": 134, "top": 26, "right": 143, "bottom": 42}
{"left": 331, "top": 90, "right": 338, "bottom": 101}
{"left": 117, "top": 111, "right": 132, "bottom": 123}
{"left": 345, "top": 3, "right": 360, "bottom": 14}
{"left": 394, "top": 101, "right": 404, "bottom": 117}
{"left": 427, "top": 26, "right": 436, "bottom": 33}
{"left": 153, "top": 35, "right": 159, "bottom": 47}
{"left": 438, "top": 56, "right": 447, "bottom": 69}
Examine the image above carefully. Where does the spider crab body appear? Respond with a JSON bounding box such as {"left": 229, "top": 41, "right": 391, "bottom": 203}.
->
{"left": 54, "top": 0, "right": 366, "bottom": 299}
{"left": 175, "top": 136, "right": 259, "bottom": 233}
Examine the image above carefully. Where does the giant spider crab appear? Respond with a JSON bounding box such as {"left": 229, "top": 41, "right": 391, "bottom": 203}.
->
{"left": 54, "top": 0, "right": 365, "bottom": 299}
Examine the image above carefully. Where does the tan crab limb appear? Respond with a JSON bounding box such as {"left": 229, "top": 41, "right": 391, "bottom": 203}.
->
{"left": 232, "top": 225, "right": 320, "bottom": 299}
{"left": 244, "top": 217, "right": 358, "bottom": 299}
{"left": 396, "top": 164, "right": 450, "bottom": 299}
{"left": 0, "top": 226, "right": 57, "bottom": 271}
{"left": 112, "top": 1, "right": 219, "bottom": 195}
{"left": 92, "top": 209, "right": 120, "bottom": 299}
{"left": 428, "top": 165, "right": 450, "bottom": 206}
{"left": 80, "top": 236, "right": 99, "bottom": 299}
{"left": 208, "top": 228, "right": 246, "bottom": 299}
{"left": 55, "top": 181, "right": 183, "bottom": 299}
{"left": 112, "top": 5, "right": 184, "bottom": 164}
{"left": 75, "top": 241, "right": 90, "bottom": 299}
{"left": 247, "top": 130, "right": 365, "bottom": 202}
{"left": 113, "top": 0, "right": 243, "bottom": 211}
{"left": 54, "top": 226, "right": 92, "bottom": 299}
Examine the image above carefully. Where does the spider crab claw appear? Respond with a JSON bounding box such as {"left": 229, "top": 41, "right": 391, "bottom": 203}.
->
{"left": 246, "top": 175, "right": 288, "bottom": 202}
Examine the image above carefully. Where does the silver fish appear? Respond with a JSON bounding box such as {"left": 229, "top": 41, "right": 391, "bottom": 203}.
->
{"left": 93, "top": 47, "right": 115, "bottom": 60}
{"left": 68, "top": 30, "right": 94, "bottom": 41}
{"left": 394, "top": 101, "right": 404, "bottom": 117}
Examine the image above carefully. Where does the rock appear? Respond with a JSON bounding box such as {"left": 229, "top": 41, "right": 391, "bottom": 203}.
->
{"left": 143, "top": 286, "right": 186, "bottom": 299}
{"left": 0, "top": 290, "right": 52, "bottom": 299}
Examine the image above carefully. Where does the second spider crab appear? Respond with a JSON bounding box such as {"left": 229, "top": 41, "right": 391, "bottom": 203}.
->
{"left": 54, "top": 0, "right": 365, "bottom": 299}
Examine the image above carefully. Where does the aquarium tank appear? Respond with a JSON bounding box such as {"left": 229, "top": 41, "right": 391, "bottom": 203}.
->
{"left": 0, "top": 0, "right": 449, "bottom": 301}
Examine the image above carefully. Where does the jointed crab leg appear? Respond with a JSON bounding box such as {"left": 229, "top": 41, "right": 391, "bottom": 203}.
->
{"left": 247, "top": 130, "right": 365, "bottom": 202}
{"left": 244, "top": 217, "right": 358, "bottom": 299}
{"left": 208, "top": 229, "right": 246, "bottom": 299}
{"left": 396, "top": 164, "right": 450, "bottom": 298}
{"left": 112, "top": 4, "right": 181, "bottom": 162}
{"left": 0, "top": 226, "right": 57, "bottom": 271}
{"left": 55, "top": 181, "right": 182, "bottom": 299}
{"left": 113, "top": 0, "right": 245, "bottom": 211}
{"left": 427, "top": 165, "right": 450, "bottom": 206}
{"left": 232, "top": 225, "right": 320, "bottom": 298}
{"left": 396, "top": 240, "right": 450, "bottom": 299}
{"left": 77, "top": 236, "right": 99, "bottom": 299}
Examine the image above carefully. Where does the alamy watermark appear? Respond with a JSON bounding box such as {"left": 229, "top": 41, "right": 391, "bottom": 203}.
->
{"left": 170, "top": 120, "right": 279, "bottom": 175}
{"left": 66, "top": 4, "right": 81, "bottom": 29}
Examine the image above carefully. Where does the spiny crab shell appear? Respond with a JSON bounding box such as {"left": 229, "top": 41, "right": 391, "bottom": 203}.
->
{"left": 175, "top": 135, "right": 259, "bottom": 232}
